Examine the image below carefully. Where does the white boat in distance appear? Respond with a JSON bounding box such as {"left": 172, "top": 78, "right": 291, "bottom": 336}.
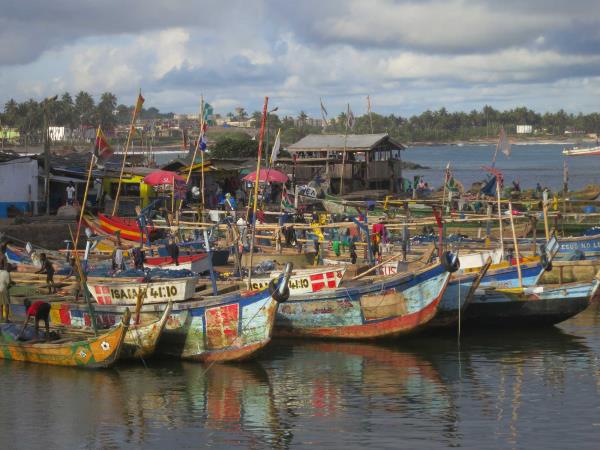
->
{"left": 562, "top": 145, "right": 600, "bottom": 156}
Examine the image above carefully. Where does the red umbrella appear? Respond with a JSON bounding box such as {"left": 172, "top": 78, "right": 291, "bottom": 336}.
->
{"left": 143, "top": 170, "right": 186, "bottom": 186}
{"left": 242, "top": 168, "right": 289, "bottom": 183}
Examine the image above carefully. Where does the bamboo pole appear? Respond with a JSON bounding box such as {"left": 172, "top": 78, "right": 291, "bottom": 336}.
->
{"left": 508, "top": 201, "right": 523, "bottom": 289}
{"left": 74, "top": 151, "right": 96, "bottom": 251}
{"left": 112, "top": 91, "right": 142, "bottom": 216}
{"left": 247, "top": 97, "right": 269, "bottom": 289}
{"left": 542, "top": 191, "right": 550, "bottom": 241}
{"left": 496, "top": 177, "right": 504, "bottom": 257}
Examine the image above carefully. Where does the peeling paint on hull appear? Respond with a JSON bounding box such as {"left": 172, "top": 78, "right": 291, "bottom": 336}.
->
{"left": 275, "top": 264, "right": 450, "bottom": 339}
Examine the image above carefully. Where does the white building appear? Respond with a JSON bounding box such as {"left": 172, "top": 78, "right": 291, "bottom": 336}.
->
{"left": 516, "top": 125, "right": 533, "bottom": 134}
{"left": 0, "top": 157, "right": 39, "bottom": 217}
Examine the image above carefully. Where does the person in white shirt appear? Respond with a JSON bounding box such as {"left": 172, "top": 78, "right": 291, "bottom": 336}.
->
{"left": 66, "top": 182, "right": 76, "bottom": 206}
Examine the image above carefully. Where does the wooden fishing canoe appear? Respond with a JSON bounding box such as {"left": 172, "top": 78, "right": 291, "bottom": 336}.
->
{"left": 121, "top": 301, "right": 172, "bottom": 359}
{"left": 8, "top": 301, "right": 171, "bottom": 361}
{"left": 0, "top": 310, "right": 129, "bottom": 368}
{"left": 275, "top": 262, "right": 451, "bottom": 339}
{"left": 98, "top": 213, "right": 158, "bottom": 243}
{"left": 88, "top": 277, "right": 198, "bottom": 305}
{"left": 72, "top": 266, "right": 294, "bottom": 362}
{"left": 465, "top": 279, "right": 600, "bottom": 326}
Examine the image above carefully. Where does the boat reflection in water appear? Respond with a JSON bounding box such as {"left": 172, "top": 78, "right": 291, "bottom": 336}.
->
{"left": 2, "top": 309, "right": 600, "bottom": 449}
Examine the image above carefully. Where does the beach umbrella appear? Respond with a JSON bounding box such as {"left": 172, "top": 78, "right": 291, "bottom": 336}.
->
{"left": 242, "top": 168, "right": 288, "bottom": 183}
{"left": 143, "top": 170, "right": 186, "bottom": 186}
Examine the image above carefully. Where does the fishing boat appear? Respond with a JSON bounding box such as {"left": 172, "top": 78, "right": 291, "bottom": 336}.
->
{"left": 247, "top": 267, "right": 347, "bottom": 295}
{"left": 97, "top": 213, "right": 159, "bottom": 243}
{"left": 569, "top": 184, "right": 600, "bottom": 201}
{"left": 9, "top": 301, "right": 173, "bottom": 360}
{"left": 85, "top": 266, "right": 293, "bottom": 362}
{"left": 427, "top": 258, "right": 492, "bottom": 328}
{"left": 88, "top": 277, "right": 198, "bottom": 305}
{"left": 274, "top": 257, "right": 455, "bottom": 339}
{"left": 144, "top": 253, "right": 211, "bottom": 273}
{"left": 0, "top": 310, "right": 129, "bottom": 368}
{"left": 465, "top": 279, "right": 600, "bottom": 326}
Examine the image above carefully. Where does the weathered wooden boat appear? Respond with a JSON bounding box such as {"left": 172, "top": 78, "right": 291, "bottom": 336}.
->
{"left": 427, "top": 258, "right": 492, "bottom": 328}
{"left": 556, "top": 233, "right": 600, "bottom": 257}
{"left": 0, "top": 310, "right": 130, "bottom": 368}
{"left": 8, "top": 301, "right": 172, "bottom": 360}
{"left": 465, "top": 279, "right": 600, "bottom": 326}
{"left": 569, "top": 184, "right": 600, "bottom": 200}
{"left": 247, "top": 267, "right": 347, "bottom": 295}
{"left": 120, "top": 302, "right": 172, "bottom": 359}
{"left": 98, "top": 213, "right": 158, "bottom": 243}
{"left": 144, "top": 253, "right": 211, "bottom": 273}
{"left": 88, "top": 277, "right": 198, "bottom": 305}
{"left": 241, "top": 249, "right": 318, "bottom": 269}
{"left": 70, "top": 266, "right": 293, "bottom": 362}
{"left": 274, "top": 258, "right": 455, "bottom": 339}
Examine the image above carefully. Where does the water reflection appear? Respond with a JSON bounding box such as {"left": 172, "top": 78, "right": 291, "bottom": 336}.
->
{"left": 2, "top": 308, "right": 600, "bottom": 449}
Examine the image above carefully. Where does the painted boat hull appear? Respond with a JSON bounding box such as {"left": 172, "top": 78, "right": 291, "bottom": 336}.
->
{"left": 88, "top": 277, "right": 198, "bottom": 305}
{"left": 275, "top": 264, "right": 450, "bottom": 339}
{"left": 59, "top": 280, "right": 287, "bottom": 362}
{"left": 465, "top": 281, "right": 599, "bottom": 326}
{"left": 8, "top": 302, "right": 171, "bottom": 360}
{"left": 122, "top": 302, "right": 172, "bottom": 359}
{"left": 98, "top": 214, "right": 154, "bottom": 242}
{"left": 0, "top": 317, "right": 128, "bottom": 368}
{"left": 247, "top": 267, "right": 346, "bottom": 295}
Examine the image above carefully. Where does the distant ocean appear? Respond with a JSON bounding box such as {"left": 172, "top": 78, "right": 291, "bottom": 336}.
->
{"left": 402, "top": 143, "right": 600, "bottom": 192}
{"left": 153, "top": 143, "right": 599, "bottom": 192}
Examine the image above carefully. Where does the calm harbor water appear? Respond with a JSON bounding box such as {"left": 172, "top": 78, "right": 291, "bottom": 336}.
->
{"left": 403, "top": 143, "right": 600, "bottom": 192}
{"left": 2, "top": 303, "right": 600, "bottom": 449}
{"left": 157, "top": 143, "right": 600, "bottom": 192}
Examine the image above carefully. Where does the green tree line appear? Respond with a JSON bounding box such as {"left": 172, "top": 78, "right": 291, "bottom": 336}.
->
{"left": 0, "top": 91, "right": 172, "bottom": 143}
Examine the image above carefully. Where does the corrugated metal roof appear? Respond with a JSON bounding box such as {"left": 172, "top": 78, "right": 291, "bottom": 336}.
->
{"left": 287, "top": 133, "right": 405, "bottom": 151}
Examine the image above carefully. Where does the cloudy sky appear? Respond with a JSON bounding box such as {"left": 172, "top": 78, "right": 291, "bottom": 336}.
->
{"left": 2, "top": 0, "right": 600, "bottom": 118}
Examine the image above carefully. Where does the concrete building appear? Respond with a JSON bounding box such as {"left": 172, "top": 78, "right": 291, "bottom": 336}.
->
{"left": 0, "top": 157, "right": 40, "bottom": 217}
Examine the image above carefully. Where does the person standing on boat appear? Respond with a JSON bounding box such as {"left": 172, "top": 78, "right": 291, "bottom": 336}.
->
{"left": 36, "top": 253, "right": 56, "bottom": 294}
{"left": 132, "top": 246, "right": 144, "bottom": 270}
{"left": 66, "top": 181, "right": 76, "bottom": 206}
{"left": 168, "top": 240, "right": 179, "bottom": 266}
{"left": 19, "top": 299, "right": 51, "bottom": 340}
{"left": 112, "top": 247, "right": 126, "bottom": 272}
{"left": 0, "top": 268, "right": 13, "bottom": 323}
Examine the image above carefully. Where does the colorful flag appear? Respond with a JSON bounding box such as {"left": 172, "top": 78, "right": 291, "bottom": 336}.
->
{"left": 94, "top": 126, "right": 113, "bottom": 163}
{"left": 199, "top": 134, "right": 208, "bottom": 151}
{"left": 346, "top": 104, "right": 355, "bottom": 130}
{"left": 134, "top": 92, "right": 145, "bottom": 116}
{"left": 498, "top": 126, "right": 511, "bottom": 157}
{"left": 281, "top": 185, "right": 294, "bottom": 212}
{"left": 320, "top": 97, "right": 328, "bottom": 126}
{"left": 270, "top": 128, "right": 281, "bottom": 164}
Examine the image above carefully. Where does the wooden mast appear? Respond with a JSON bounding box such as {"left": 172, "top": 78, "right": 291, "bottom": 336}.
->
{"left": 112, "top": 90, "right": 143, "bottom": 216}
{"left": 246, "top": 97, "right": 269, "bottom": 289}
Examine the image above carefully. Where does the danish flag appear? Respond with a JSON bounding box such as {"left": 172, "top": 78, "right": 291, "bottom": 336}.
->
{"left": 310, "top": 271, "right": 337, "bottom": 292}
